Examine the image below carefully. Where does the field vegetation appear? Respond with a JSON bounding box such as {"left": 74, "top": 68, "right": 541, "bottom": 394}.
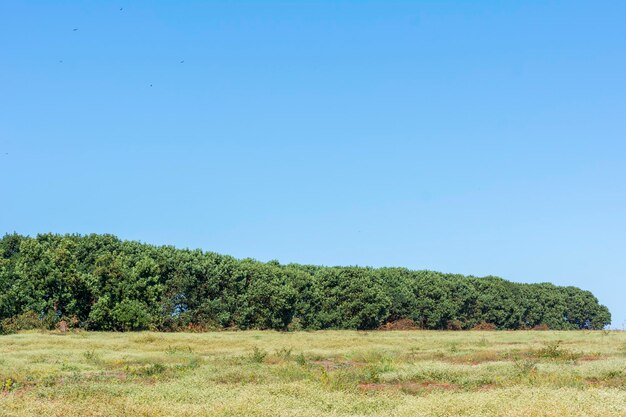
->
{"left": 1, "top": 330, "right": 625, "bottom": 416}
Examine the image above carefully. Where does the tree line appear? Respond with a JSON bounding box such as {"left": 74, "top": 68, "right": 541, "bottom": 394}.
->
{"left": 0, "top": 233, "right": 611, "bottom": 332}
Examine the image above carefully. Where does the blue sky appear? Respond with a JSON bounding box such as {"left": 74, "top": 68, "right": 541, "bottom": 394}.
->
{"left": 1, "top": 1, "right": 625, "bottom": 328}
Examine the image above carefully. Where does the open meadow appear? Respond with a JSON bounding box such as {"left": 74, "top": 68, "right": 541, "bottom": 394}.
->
{"left": 1, "top": 330, "right": 625, "bottom": 416}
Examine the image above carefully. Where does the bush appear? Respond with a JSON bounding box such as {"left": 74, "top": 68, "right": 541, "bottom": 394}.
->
{"left": 287, "top": 317, "right": 303, "bottom": 332}
{"left": 0, "top": 311, "right": 47, "bottom": 334}
{"left": 111, "top": 300, "right": 152, "bottom": 331}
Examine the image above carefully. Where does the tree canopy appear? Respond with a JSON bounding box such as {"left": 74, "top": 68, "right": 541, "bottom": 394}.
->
{"left": 0, "top": 233, "right": 611, "bottom": 332}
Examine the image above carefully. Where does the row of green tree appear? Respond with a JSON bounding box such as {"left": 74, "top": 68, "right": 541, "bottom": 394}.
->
{"left": 0, "top": 233, "right": 611, "bottom": 332}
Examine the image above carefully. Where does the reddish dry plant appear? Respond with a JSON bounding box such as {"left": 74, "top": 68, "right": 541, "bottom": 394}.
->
{"left": 446, "top": 319, "right": 463, "bottom": 331}
{"left": 471, "top": 322, "right": 497, "bottom": 331}
{"left": 378, "top": 319, "right": 419, "bottom": 331}
{"left": 58, "top": 320, "right": 68, "bottom": 334}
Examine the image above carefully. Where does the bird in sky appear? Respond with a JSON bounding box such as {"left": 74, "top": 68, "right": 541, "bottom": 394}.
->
{"left": 73, "top": 28, "right": 78, "bottom": 31}
{"left": 180, "top": 60, "right": 185, "bottom": 64}
{"left": 120, "top": 8, "right": 123, "bottom": 11}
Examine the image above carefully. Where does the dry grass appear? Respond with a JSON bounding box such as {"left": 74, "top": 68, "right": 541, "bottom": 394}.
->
{"left": 1, "top": 330, "right": 625, "bottom": 416}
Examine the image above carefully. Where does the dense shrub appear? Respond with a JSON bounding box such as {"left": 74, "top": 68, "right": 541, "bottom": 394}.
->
{"left": 0, "top": 233, "right": 612, "bottom": 331}
{"left": 0, "top": 311, "right": 50, "bottom": 334}
{"left": 111, "top": 300, "right": 152, "bottom": 331}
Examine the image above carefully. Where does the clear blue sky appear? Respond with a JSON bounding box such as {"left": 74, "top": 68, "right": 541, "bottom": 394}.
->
{"left": 1, "top": 1, "right": 625, "bottom": 328}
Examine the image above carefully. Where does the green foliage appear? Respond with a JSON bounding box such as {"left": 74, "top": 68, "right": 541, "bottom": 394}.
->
{"left": 0, "top": 233, "right": 612, "bottom": 332}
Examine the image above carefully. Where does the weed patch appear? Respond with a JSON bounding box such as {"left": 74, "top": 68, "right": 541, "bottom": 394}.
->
{"left": 249, "top": 347, "right": 267, "bottom": 364}
{"left": 165, "top": 345, "right": 193, "bottom": 355}
{"left": 535, "top": 341, "right": 582, "bottom": 362}
{"left": 82, "top": 350, "right": 102, "bottom": 365}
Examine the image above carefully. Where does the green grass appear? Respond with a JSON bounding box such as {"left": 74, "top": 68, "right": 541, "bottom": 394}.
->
{"left": 1, "top": 330, "right": 625, "bottom": 416}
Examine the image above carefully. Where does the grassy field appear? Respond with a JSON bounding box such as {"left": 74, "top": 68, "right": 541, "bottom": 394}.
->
{"left": 1, "top": 330, "right": 625, "bottom": 416}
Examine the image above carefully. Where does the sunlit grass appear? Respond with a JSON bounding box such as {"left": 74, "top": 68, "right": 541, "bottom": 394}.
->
{"left": 1, "top": 330, "right": 625, "bottom": 416}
